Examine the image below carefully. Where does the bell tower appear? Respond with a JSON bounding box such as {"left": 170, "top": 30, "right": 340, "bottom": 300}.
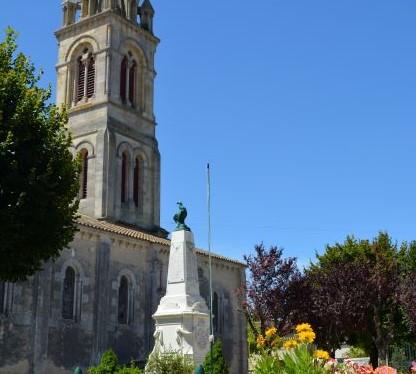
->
{"left": 56, "top": 0, "right": 162, "bottom": 233}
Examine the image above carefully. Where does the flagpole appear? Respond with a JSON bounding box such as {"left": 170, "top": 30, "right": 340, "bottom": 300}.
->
{"left": 207, "top": 163, "right": 214, "bottom": 374}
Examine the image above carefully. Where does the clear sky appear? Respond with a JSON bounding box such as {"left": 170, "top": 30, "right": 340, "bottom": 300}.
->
{"left": 2, "top": 1, "right": 416, "bottom": 268}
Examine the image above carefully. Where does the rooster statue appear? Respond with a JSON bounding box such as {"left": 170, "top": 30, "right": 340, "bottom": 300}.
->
{"left": 173, "top": 202, "right": 191, "bottom": 231}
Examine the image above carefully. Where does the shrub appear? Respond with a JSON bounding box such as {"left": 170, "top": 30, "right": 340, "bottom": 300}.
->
{"left": 347, "top": 346, "right": 368, "bottom": 359}
{"left": 88, "top": 350, "right": 143, "bottom": 374}
{"left": 253, "top": 323, "right": 329, "bottom": 374}
{"left": 202, "top": 340, "right": 229, "bottom": 374}
{"left": 145, "top": 351, "right": 194, "bottom": 374}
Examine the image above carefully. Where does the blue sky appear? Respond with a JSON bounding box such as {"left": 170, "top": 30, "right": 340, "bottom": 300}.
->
{"left": 2, "top": 1, "right": 416, "bottom": 268}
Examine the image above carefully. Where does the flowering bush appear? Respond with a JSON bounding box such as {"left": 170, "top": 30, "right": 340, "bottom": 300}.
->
{"left": 254, "top": 323, "right": 331, "bottom": 374}
{"left": 253, "top": 323, "right": 400, "bottom": 374}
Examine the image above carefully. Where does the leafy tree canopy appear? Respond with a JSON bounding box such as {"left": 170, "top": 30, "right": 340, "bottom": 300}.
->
{"left": 304, "top": 232, "right": 408, "bottom": 368}
{"left": 0, "top": 28, "right": 79, "bottom": 281}
{"left": 242, "top": 243, "right": 301, "bottom": 337}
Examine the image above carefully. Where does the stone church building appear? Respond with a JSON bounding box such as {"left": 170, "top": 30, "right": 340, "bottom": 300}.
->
{"left": 0, "top": 1, "right": 247, "bottom": 373}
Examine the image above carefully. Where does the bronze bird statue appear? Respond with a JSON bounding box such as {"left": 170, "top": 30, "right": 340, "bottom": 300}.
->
{"left": 173, "top": 202, "right": 191, "bottom": 231}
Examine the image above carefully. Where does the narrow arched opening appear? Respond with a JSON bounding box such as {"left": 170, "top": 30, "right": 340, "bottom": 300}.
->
{"left": 121, "top": 152, "right": 128, "bottom": 203}
{"left": 213, "top": 292, "right": 219, "bottom": 333}
{"left": 118, "top": 276, "right": 129, "bottom": 324}
{"left": 79, "top": 148, "right": 89, "bottom": 199}
{"left": 62, "top": 267, "right": 76, "bottom": 320}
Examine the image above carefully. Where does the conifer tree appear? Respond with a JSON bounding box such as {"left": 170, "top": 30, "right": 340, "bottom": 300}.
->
{"left": 202, "top": 340, "right": 229, "bottom": 374}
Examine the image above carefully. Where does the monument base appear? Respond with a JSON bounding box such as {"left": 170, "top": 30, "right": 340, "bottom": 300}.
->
{"left": 148, "top": 230, "right": 210, "bottom": 367}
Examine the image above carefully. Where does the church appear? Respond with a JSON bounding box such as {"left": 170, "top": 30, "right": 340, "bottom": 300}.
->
{"left": 0, "top": 1, "right": 247, "bottom": 373}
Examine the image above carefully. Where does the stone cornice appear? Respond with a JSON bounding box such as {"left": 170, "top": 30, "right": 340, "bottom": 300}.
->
{"left": 55, "top": 9, "right": 160, "bottom": 45}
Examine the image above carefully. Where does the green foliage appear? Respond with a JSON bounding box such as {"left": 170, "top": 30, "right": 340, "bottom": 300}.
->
{"left": 88, "top": 350, "right": 143, "bottom": 374}
{"left": 253, "top": 344, "right": 327, "bottom": 374}
{"left": 202, "top": 340, "right": 229, "bottom": 374}
{"left": 280, "top": 344, "right": 326, "bottom": 374}
{"left": 145, "top": 351, "right": 194, "bottom": 374}
{"left": 0, "top": 27, "right": 79, "bottom": 281}
{"left": 248, "top": 324, "right": 260, "bottom": 354}
{"left": 254, "top": 355, "right": 281, "bottom": 374}
{"left": 306, "top": 232, "right": 408, "bottom": 367}
{"left": 346, "top": 346, "right": 367, "bottom": 358}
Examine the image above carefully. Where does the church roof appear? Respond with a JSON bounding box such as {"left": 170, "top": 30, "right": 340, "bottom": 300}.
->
{"left": 77, "top": 215, "right": 246, "bottom": 267}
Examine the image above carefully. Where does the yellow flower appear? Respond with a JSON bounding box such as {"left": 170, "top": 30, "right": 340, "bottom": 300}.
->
{"left": 256, "top": 335, "right": 266, "bottom": 348}
{"left": 297, "top": 330, "right": 316, "bottom": 344}
{"left": 314, "top": 349, "right": 330, "bottom": 361}
{"left": 295, "top": 323, "right": 313, "bottom": 334}
{"left": 265, "top": 326, "right": 277, "bottom": 339}
{"left": 283, "top": 339, "right": 298, "bottom": 350}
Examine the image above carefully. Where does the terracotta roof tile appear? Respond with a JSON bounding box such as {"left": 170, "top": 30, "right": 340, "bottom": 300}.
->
{"left": 77, "top": 215, "right": 245, "bottom": 267}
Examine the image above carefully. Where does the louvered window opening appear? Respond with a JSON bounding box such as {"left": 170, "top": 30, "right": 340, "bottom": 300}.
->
{"left": 118, "top": 276, "right": 129, "bottom": 325}
{"left": 121, "top": 152, "right": 127, "bottom": 203}
{"left": 77, "top": 58, "right": 86, "bottom": 102}
{"left": 62, "top": 267, "right": 76, "bottom": 320}
{"left": 87, "top": 57, "right": 95, "bottom": 98}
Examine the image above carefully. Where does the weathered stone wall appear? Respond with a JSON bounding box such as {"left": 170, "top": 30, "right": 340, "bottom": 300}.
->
{"left": 0, "top": 226, "right": 247, "bottom": 374}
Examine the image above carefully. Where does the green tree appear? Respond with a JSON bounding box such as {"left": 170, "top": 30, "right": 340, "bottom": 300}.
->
{"left": 304, "top": 232, "right": 408, "bottom": 367}
{"left": 202, "top": 340, "right": 229, "bottom": 374}
{"left": 0, "top": 28, "right": 79, "bottom": 281}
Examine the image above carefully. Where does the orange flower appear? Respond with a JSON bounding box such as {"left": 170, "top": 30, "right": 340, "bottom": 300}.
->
{"left": 297, "top": 330, "right": 316, "bottom": 344}
{"left": 256, "top": 335, "right": 266, "bottom": 348}
{"left": 314, "top": 349, "right": 330, "bottom": 361}
{"left": 283, "top": 339, "right": 298, "bottom": 350}
{"left": 295, "top": 323, "right": 313, "bottom": 334}
{"left": 265, "top": 326, "right": 277, "bottom": 339}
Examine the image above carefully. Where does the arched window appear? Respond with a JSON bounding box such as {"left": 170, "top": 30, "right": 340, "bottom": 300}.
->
{"left": 213, "top": 292, "right": 219, "bottom": 333}
{"left": 62, "top": 267, "right": 76, "bottom": 320}
{"left": 121, "top": 152, "right": 128, "bottom": 203}
{"left": 76, "top": 49, "right": 95, "bottom": 103}
{"left": 0, "top": 282, "right": 4, "bottom": 314}
{"left": 120, "top": 56, "right": 128, "bottom": 102}
{"left": 118, "top": 276, "right": 129, "bottom": 324}
{"left": 120, "top": 53, "right": 137, "bottom": 106}
{"left": 133, "top": 157, "right": 141, "bottom": 208}
{"left": 79, "top": 149, "right": 88, "bottom": 199}
{"left": 129, "top": 60, "right": 136, "bottom": 105}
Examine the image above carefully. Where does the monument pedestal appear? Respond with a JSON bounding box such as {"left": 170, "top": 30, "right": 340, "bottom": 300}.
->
{"left": 150, "top": 230, "right": 210, "bottom": 366}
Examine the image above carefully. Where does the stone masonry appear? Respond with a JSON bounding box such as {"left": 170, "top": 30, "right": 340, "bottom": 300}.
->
{"left": 0, "top": 1, "right": 248, "bottom": 373}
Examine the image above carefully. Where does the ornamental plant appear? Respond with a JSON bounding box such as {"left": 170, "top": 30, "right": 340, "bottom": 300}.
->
{"left": 145, "top": 351, "right": 194, "bottom": 374}
{"left": 254, "top": 323, "right": 331, "bottom": 374}
{"left": 88, "top": 350, "right": 143, "bottom": 374}
{"left": 202, "top": 340, "right": 229, "bottom": 374}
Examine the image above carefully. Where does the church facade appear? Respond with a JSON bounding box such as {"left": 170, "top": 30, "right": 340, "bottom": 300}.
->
{"left": 0, "top": 1, "right": 247, "bottom": 373}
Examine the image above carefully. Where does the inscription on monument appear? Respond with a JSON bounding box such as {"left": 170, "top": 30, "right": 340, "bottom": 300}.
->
{"left": 168, "top": 244, "right": 185, "bottom": 283}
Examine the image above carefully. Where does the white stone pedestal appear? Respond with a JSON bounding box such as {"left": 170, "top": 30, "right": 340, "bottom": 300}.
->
{"left": 150, "top": 230, "right": 210, "bottom": 366}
